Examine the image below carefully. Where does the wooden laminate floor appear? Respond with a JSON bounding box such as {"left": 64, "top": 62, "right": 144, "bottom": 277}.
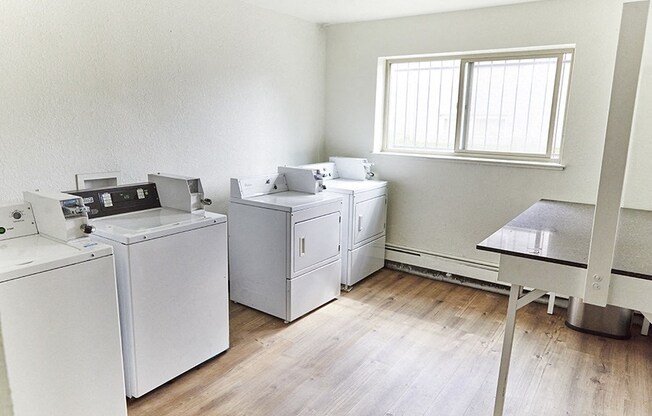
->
{"left": 127, "top": 269, "right": 652, "bottom": 416}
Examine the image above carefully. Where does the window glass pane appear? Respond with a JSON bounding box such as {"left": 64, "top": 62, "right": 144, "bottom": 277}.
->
{"left": 464, "top": 57, "right": 558, "bottom": 155}
{"left": 385, "top": 59, "right": 460, "bottom": 151}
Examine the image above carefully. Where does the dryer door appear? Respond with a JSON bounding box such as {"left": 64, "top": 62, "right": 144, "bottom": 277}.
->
{"left": 293, "top": 212, "right": 341, "bottom": 274}
{"left": 353, "top": 195, "right": 386, "bottom": 246}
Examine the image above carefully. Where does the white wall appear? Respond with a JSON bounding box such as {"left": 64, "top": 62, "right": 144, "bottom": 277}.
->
{"left": 326, "top": 0, "right": 640, "bottom": 272}
{"left": 0, "top": 0, "right": 325, "bottom": 214}
{"left": 324, "top": 0, "right": 632, "bottom": 271}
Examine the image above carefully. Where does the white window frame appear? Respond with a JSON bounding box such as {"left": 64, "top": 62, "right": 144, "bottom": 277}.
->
{"left": 375, "top": 46, "right": 574, "bottom": 166}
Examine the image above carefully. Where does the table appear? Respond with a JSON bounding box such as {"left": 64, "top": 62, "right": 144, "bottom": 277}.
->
{"left": 477, "top": 199, "right": 652, "bottom": 416}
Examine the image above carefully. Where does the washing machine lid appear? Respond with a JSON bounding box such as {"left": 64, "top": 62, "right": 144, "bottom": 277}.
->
{"left": 323, "top": 179, "right": 387, "bottom": 194}
{"left": 90, "top": 208, "right": 226, "bottom": 244}
{"left": 230, "top": 191, "right": 342, "bottom": 212}
{"left": 0, "top": 235, "right": 112, "bottom": 283}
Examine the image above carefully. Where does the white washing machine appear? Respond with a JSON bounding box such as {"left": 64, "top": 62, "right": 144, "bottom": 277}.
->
{"left": 70, "top": 176, "right": 229, "bottom": 398}
{"left": 298, "top": 157, "right": 388, "bottom": 290}
{"left": 229, "top": 170, "right": 343, "bottom": 322}
{"left": 0, "top": 196, "right": 126, "bottom": 416}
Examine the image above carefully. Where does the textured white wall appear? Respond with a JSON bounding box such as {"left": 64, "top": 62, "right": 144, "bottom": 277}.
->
{"left": 0, "top": 0, "right": 325, "bottom": 214}
{"left": 324, "top": 0, "right": 627, "bottom": 266}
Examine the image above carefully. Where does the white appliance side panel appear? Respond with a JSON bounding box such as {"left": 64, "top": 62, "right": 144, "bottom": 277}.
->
{"left": 293, "top": 212, "right": 342, "bottom": 275}
{"left": 228, "top": 203, "right": 289, "bottom": 320}
{"left": 127, "top": 223, "right": 229, "bottom": 398}
{"left": 107, "top": 240, "right": 138, "bottom": 397}
{"left": 339, "top": 193, "right": 353, "bottom": 282}
{"left": 288, "top": 259, "right": 341, "bottom": 321}
{"left": 0, "top": 321, "right": 11, "bottom": 416}
{"left": 346, "top": 235, "right": 386, "bottom": 287}
{"left": 0, "top": 256, "right": 126, "bottom": 416}
{"left": 353, "top": 194, "right": 387, "bottom": 246}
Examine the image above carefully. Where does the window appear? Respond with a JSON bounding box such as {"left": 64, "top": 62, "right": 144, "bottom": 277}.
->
{"left": 377, "top": 48, "right": 573, "bottom": 163}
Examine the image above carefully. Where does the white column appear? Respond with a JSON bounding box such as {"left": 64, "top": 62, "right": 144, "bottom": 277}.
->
{"left": 584, "top": 1, "right": 650, "bottom": 306}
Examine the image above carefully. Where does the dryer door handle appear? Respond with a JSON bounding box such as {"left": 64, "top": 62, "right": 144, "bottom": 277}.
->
{"left": 357, "top": 215, "right": 363, "bottom": 232}
{"left": 299, "top": 237, "right": 306, "bottom": 257}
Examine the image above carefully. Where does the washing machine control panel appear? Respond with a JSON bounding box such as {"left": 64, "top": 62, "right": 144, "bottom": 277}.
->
{"left": 69, "top": 183, "right": 161, "bottom": 219}
{"left": 0, "top": 203, "right": 37, "bottom": 241}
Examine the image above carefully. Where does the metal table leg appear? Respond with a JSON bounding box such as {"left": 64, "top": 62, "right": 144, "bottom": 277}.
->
{"left": 494, "top": 285, "right": 548, "bottom": 416}
{"left": 547, "top": 292, "right": 556, "bottom": 315}
{"left": 494, "top": 284, "right": 522, "bottom": 416}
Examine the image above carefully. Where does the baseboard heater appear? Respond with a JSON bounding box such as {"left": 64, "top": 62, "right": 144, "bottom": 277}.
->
{"left": 385, "top": 243, "right": 499, "bottom": 281}
{"left": 383, "top": 243, "right": 569, "bottom": 310}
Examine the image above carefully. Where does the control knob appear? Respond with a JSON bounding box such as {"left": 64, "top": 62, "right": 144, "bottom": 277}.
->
{"left": 11, "top": 211, "right": 22, "bottom": 220}
{"left": 80, "top": 224, "right": 96, "bottom": 234}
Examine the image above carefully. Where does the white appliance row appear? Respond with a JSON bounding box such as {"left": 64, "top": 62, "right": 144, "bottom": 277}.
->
{"left": 297, "top": 157, "right": 388, "bottom": 290}
{"left": 1, "top": 172, "right": 230, "bottom": 411}
{"left": 70, "top": 174, "right": 229, "bottom": 398}
{"left": 0, "top": 158, "right": 384, "bottom": 413}
{"left": 1, "top": 194, "right": 126, "bottom": 416}
{"left": 229, "top": 169, "right": 343, "bottom": 322}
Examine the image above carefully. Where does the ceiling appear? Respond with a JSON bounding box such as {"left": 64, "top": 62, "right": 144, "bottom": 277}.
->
{"left": 238, "top": 0, "right": 545, "bottom": 25}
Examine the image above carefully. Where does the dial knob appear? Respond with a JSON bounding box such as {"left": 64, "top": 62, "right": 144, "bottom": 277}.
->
{"left": 12, "top": 211, "right": 22, "bottom": 220}
{"left": 80, "top": 224, "right": 96, "bottom": 234}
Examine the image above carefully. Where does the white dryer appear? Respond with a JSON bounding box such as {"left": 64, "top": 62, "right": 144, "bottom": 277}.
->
{"left": 298, "top": 158, "right": 388, "bottom": 290}
{"left": 229, "top": 171, "right": 343, "bottom": 322}
{"left": 70, "top": 177, "right": 229, "bottom": 398}
{"left": 0, "top": 197, "right": 126, "bottom": 416}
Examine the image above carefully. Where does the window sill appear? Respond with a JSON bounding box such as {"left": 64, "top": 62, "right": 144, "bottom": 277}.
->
{"left": 372, "top": 151, "right": 566, "bottom": 170}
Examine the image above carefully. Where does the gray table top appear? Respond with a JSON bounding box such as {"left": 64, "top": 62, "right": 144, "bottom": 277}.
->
{"left": 476, "top": 199, "right": 652, "bottom": 280}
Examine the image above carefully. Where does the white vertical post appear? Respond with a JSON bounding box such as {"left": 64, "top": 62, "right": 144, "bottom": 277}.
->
{"left": 493, "top": 284, "right": 523, "bottom": 416}
{"left": 584, "top": 1, "right": 649, "bottom": 306}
